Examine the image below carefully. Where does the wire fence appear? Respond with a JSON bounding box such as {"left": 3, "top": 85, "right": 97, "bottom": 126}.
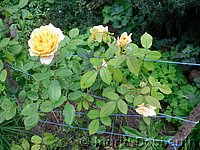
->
{"left": 4, "top": 58, "right": 200, "bottom": 150}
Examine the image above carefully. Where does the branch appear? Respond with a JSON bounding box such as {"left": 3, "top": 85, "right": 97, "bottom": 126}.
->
{"left": 166, "top": 103, "right": 200, "bottom": 150}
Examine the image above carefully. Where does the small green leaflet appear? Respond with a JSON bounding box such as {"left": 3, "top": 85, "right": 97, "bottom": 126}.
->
{"left": 126, "top": 55, "right": 142, "bottom": 76}
{"left": 100, "top": 101, "right": 116, "bottom": 117}
{"left": 140, "top": 32, "right": 153, "bottom": 49}
{"left": 100, "top": 67, "right": 112, "bottom": 85}
{"left": 80, "top": 70, "right": 98, "bottom": 89}
{"left": 88, "top": 119, "right": 99, "bottom": 134}
{"left": 117, "top": 99, "right": 128, "bottom": 114}
{"left": 48, "top": 80, "right": 61, "bottom": 103}
{"left": 63, "top": 103, "right": 75, "bottom": 125}
{"left": 69, "top": 28, "right": 79, "bottom": 38}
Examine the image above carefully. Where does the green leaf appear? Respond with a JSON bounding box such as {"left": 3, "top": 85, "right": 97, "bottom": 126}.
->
{"left": 48, "top": 80, "right": 61, "bottom": 102}
{"left": 157, "top": 84, "right": 172, "bottom": 94}
{"left": 9, "top": 44, "right": 22, "bottom": 55}
{"left": 108, "top": 55, "right": 126, "bottom": 67}
{"left": 149, "top": 76, "right": 156, "bottom": 86}
{"left": 52, "top": 96, "right": 66, "bottom": 108}
{"left": 82, "top": 100, "right": 89, "bottom": 110}
{"left": 0, "top": 111, "right": 5, "bottom": 124}
{"left": 86, "top": 95, "right": 94, "bottom": 102}
{"left": 77, "top": 102, "right": 82, "bottom": 111}
{"left": 100, "top": 117, "right": 111, "bottom": 126}
{"left": 22, "top": 139, "right": 30, "bottom": 150}
{"left": 80, "top": 70, "right": 98, "bottom": 89}
{"left": 143, "top": 61, "right": 154, "bottom": 71}
{"left": 1, "top": 99, "right": 13, "bottom": 110}
{"left": 100, "top": 67, "right": 112, "bottom": 85}
{"left": 132, "top": 48, "right": 146, "bottom": 59}
{"left": 3, "top": 5, "right": 19, "bottom": 14}
{"left": 121, "top": 126, "right": 143, "bottom": 137}
{"left": 77, "top": 49, "right": 89, "bottom": 59}
{"left": 5, "top": 108, "right": 16, "bottom": 120}
{"left": 24, "top": 113, "right": 40, "bottom": 130}
{"left": 0, "top": 60, "right": 3, "bottom": 70}
{"left": 33, "top": 71, "right": 53, "bottom": 81}
{"left": 145, "top": 51, "right": 161, "bottom": 60}
{"left": 143, "top": 117, "right": 151, "bottom": 125}
{"left": 68, "top": 90, "right": 83, "bottom": 101}
{"left": 88, "top": 119, "right": 99, "bottom": 134}
{"left": 100, "top": 101, "right": 116, "bottom": 117}
{"left": 117, "top": 99, "right": 128, "bottom": 114}
{"left": 151, "top": 91, "right": 164, "bottom": 100}
{"left": 40, "top": 101, "right": 53, "bottom": 112}
{"left": 105, "top": 47, "right": 115, "bottom": 59}
{"left": 55, "top": 68, "right": 73, "bottom": 77}
{"left": 21, "top": 9, "right": 33, "bottom": 19}
{"left": 125, "top": 43, "right": 139, "bottom": 55}
{"left": 0, "top": 69, "right": 7, "bottom": 82}
{"left": 102, "top": 91, "right": 119, "bottom": 100}
{"left": 127, "top": 55, "right": 142, "bottom": 76}
{"left": 134, "top": 95, "right": 144, "bottom": 106}
{"left": 69, "top": 28, "right": 79, "bottom": 38}
{"left": 21, "top": 61, "right": 34, "bottom": 71}
{"left": 70, "top": 39, "right": 84, "bottom": 45}
{"left": 31, "top": 135, "right": 42, "bottom": 144}
{"left": 124, "top": 94, "right": 134, "bottom": 103}
{"left": 27, "top": 91, "right": 38, "bottom": 101}
{"left": 90, "top": 58, "right": 102, "bottom": 66}
{"left": 63, "top": 104, "right": 75, "bottom": 125}
{"left": 0, "top": 38, "right": 10, "bottom": 48}
{"left": 112, "top": 68, "right": 123, "bottom": 83}
{"left": 19, "top": 0, "right": 29, "bottom": 8}
{"left": 144, "top": 95, "right": 161, "bottom": 108}
{"left": 141, "top": 32, "right": 153, "bottom": 49}
{"left": 96, "top": 100, "right": 105, "bottom": 108}
{"left": 87, "top": 110, "right": 100, "bottom": 119}
{"left": 4, "top": 50, "right": 15, "bottom": 61}
{"left": 140, "top": 86, "right": 150, "bottom": 95}
{"left": 31, "top": 145, "right": 40, "bottom": 150}
{"left": 117, "top": 85, "right": 129, "bottom": 95}
{"left": 43, "top": 133, "right": 55, "bottom": 145}
{"left": 11, "top": 145, "right": 23, "bottom": 150}
{"left": 21, "top": 103, "right": 38, "bottom": 116}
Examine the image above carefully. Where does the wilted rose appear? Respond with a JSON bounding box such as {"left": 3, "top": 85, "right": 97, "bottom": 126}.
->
{"left": 117, "top": 32, "right": 132, "bottom": 47}
{"left": 135, "top": 103, "right": 156, "bottom": 117}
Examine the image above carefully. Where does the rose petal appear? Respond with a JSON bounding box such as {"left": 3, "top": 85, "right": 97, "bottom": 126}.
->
{"left": 40, "top": 55, "right": 54, "bottom": 65}
{"left": 48, "top": 23, "right": 65, "bottom": 42}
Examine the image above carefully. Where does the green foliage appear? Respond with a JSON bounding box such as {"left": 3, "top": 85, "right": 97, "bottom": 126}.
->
{"left": 0, "top": 117, "right": 27, "bottom": 150}
{"left": 121, "top": 121, "right": 172, "bottom": 149}
{"left": 45, "top": 0, "right": 105, "bottom": 32}
{"left": 102, "top": 0, "right": 132, "bottom": 30}
{"left": 11, "top": 133, "right": 62, "bottom": 150}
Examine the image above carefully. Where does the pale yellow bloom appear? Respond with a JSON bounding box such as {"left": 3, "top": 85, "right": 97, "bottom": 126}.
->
{"left": 117, "top": 32, "right": 132, "bottom": 47}
{"left": 135, "top": 103, "right": 156, "bottom": 117}
{"left": 28, "top": 23, "right": 64, "bottom": 65}
{"left": 91, "top": 25, "right": 108, "bottom": 40}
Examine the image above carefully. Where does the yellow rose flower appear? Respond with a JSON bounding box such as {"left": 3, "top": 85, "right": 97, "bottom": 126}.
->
{"left": 28, "top": 23, "right": 65, "bottom": 65}
{"left": 135, "top": 103, "right": 156, "bottom": 117}
{"left": 117, "top": 32, "right": 132, "bottom": 47}
{"left": 90, "top": 25, "right": 108, "bottom": 42}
